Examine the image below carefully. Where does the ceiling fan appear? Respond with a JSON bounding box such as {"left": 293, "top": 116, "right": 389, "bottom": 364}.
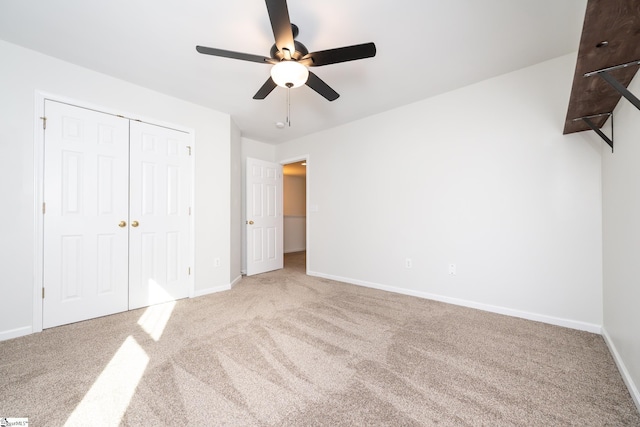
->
{"left": 196, "top": 0, "right": 376, "bottom": 101}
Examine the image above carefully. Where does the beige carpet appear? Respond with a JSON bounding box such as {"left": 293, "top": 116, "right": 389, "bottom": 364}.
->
{"left": 1, "top": 252, "right": 639, "bottom": 426}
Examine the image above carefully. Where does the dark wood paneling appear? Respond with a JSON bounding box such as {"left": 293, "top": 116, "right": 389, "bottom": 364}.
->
{"left": 563, "top": 0, "right": 640, "bottom": 134}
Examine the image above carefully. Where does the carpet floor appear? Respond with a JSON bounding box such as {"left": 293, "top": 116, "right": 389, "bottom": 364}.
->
{"left": 1, "top": 252, "right": 639, "bottom": 426}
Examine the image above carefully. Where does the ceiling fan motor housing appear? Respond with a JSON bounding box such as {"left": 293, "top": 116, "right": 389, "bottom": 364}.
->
{"left": 270, "top": 40, "right": 309, "bottom": 61}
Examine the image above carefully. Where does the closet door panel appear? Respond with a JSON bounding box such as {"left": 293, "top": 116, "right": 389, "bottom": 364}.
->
{"left": 128, "top": 122, "right": 191, "bottom": 310}
{"left": 43, "top": 100, "right": 130, "bottom": 328}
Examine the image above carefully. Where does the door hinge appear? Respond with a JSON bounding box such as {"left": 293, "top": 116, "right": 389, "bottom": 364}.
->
{"left": 188, "top": 267, "right": 191, "bottom": 276}
{"left": 186, "top": 145, "right": 192, "bottom": 156}
{"left": 42, "top": 287, "right": 45, "bottom": 299}
{"left": 42, "top": 202, "right": 46, "bottom": 214}
{"left": 188, "top": 206, "right": 191, "bottom": 216}
{"left": 40, "top": 116, "right": 47, "bottom": 130}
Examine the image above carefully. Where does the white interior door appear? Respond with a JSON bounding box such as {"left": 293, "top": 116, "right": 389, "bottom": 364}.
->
{"left": 246, "top": 157, "right": 283, "bottom": 276}
{"left": 43, "top": 100, "right": 129, "bottom": 328}
{"left": 128, "top": 121, "right": 192, "bottom": 309}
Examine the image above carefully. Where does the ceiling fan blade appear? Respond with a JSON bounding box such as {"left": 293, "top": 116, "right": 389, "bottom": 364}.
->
{"left": 304, "top": 42, "right": 376, "bottom": 67}
{"left": 196, "top": 46, "right": 273, "bottom": 64}
{"left": 253, "top": 77, "right": 278, "bottom": 100}
{"left": 306, "top": 72, "right": 339, "bottom": 101}
{"left": 265, "top": 0, "right": 295, "bottom": 55}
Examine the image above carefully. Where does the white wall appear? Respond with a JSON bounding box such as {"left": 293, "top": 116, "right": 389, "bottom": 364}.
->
{"left": 241, "top": 137, "right": 277, "bottom": 163}
{"left": 601, "top": 73, "right": 640, "bottom": 410}
{"left": 276, "top": 53, "right": 603, "bottom": 331}
{"left": 0, "top": 40, "right": 232, "bottom": 340}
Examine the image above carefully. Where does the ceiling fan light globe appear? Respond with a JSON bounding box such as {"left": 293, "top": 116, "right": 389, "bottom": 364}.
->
{"left": 271, "top": 61, "right": 309, "bottom": 88}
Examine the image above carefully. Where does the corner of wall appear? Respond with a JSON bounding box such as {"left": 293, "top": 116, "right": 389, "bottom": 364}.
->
{"left": 602, "top": 326, "right": 640, "bottom": 412}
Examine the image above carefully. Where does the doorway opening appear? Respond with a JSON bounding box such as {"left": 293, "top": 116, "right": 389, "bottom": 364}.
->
{"left": 282, "top": 158, "right": 308, "bottom": 271}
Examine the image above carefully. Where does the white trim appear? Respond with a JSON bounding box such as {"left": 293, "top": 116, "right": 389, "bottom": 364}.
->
{"left": 32, "top": 91, "right": 45, "bottom": 334}
{"left": 34, "top": 91, "right": 193, "bottom": 133}
{"left": 0, "top": 326, "right": 33, "bottom": 342}
{"left": 279, "top": 155, "right": 309, "bottom": 167}
{"left": 193, "top": 284, "right": 231, "bottom": 297}
{"left": 188, "top": 131, "right": 196, "bottom": 298}
{"left": 33, "top": 91, "right": 196, "bottom": 332}
{"left": 307, "top": 270, "right": 602, "bottom": 334}
{"left": 602, "top": 327, "right": 640, "bottom": 412}
{"left": 230, "top": 275, "right": 243, "bottom": 289}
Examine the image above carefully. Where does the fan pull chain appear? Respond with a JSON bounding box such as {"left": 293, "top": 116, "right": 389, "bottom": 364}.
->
{"left": 286, "top": 83, "right": 293, "bottom": 127}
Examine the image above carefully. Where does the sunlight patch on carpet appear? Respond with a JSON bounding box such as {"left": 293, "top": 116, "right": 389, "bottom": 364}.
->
{"left": 138, "top": 300, "right": 176, "bottom": 341}
{"left": 64, "top": 336, "right": 149, "bottom": 427}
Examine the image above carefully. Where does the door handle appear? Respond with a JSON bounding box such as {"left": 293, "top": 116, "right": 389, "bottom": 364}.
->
{"left": 118, "top": 221, "right": 127, "bottom": 228}
{"left": 247, "top": 220, "right": 254, "bottom": 225}
{"left": 131, "top": 221, "right": 139, "bottom": 228}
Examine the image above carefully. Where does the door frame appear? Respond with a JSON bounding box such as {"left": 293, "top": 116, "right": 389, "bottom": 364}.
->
{"left": 33, "top": 92, "right": 196, "bottom": 333}
{"left": 279, "top": 155, "right": 310, "bottom": 274}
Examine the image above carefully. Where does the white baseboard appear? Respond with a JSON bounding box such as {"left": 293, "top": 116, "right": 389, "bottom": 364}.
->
{"left": 230, "top": 275, "right": 243, "bottom": 289}
{"left": 0, "top": 326, "right": 33, "bottom": 342}
{"left": 193, "top": 284, "right": 231, "bottom": 298}
{"left": 193, "top": 276, "right": 242, "bottom": 297}
{"left": 602, "top": 327, "right": 640, "bottom": 413}
{"left": 307, "top": 270, "right": 602, "bottom": 334}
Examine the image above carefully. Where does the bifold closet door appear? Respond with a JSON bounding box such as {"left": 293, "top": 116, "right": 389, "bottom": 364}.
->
{"left": 43, "top": 100, "right": 130, "bottom": 328}
{"left": 128, "top": 121, "right": 191, "bottom": 310}
{"left": 43, "top": 101, "right": 193, "bottom": 328}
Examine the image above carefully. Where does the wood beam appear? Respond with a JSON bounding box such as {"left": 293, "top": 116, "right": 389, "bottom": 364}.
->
{"left": 563, "top": 0, "right": 640, "bottom": 135}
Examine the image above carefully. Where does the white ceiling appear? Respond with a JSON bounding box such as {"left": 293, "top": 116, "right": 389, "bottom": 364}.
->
{"left": 0, "top": 0, "right": 586, "bottom": 145}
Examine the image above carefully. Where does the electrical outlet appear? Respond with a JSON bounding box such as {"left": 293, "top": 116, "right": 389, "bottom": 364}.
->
{"left": 405, "top": 258, "right": 412, "bottom": 269}
{"left": 449, "top": 263, "right": 456, "bottom": 276}
{"left": 214, "top": 258, "right": 221, "bottom": 268}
